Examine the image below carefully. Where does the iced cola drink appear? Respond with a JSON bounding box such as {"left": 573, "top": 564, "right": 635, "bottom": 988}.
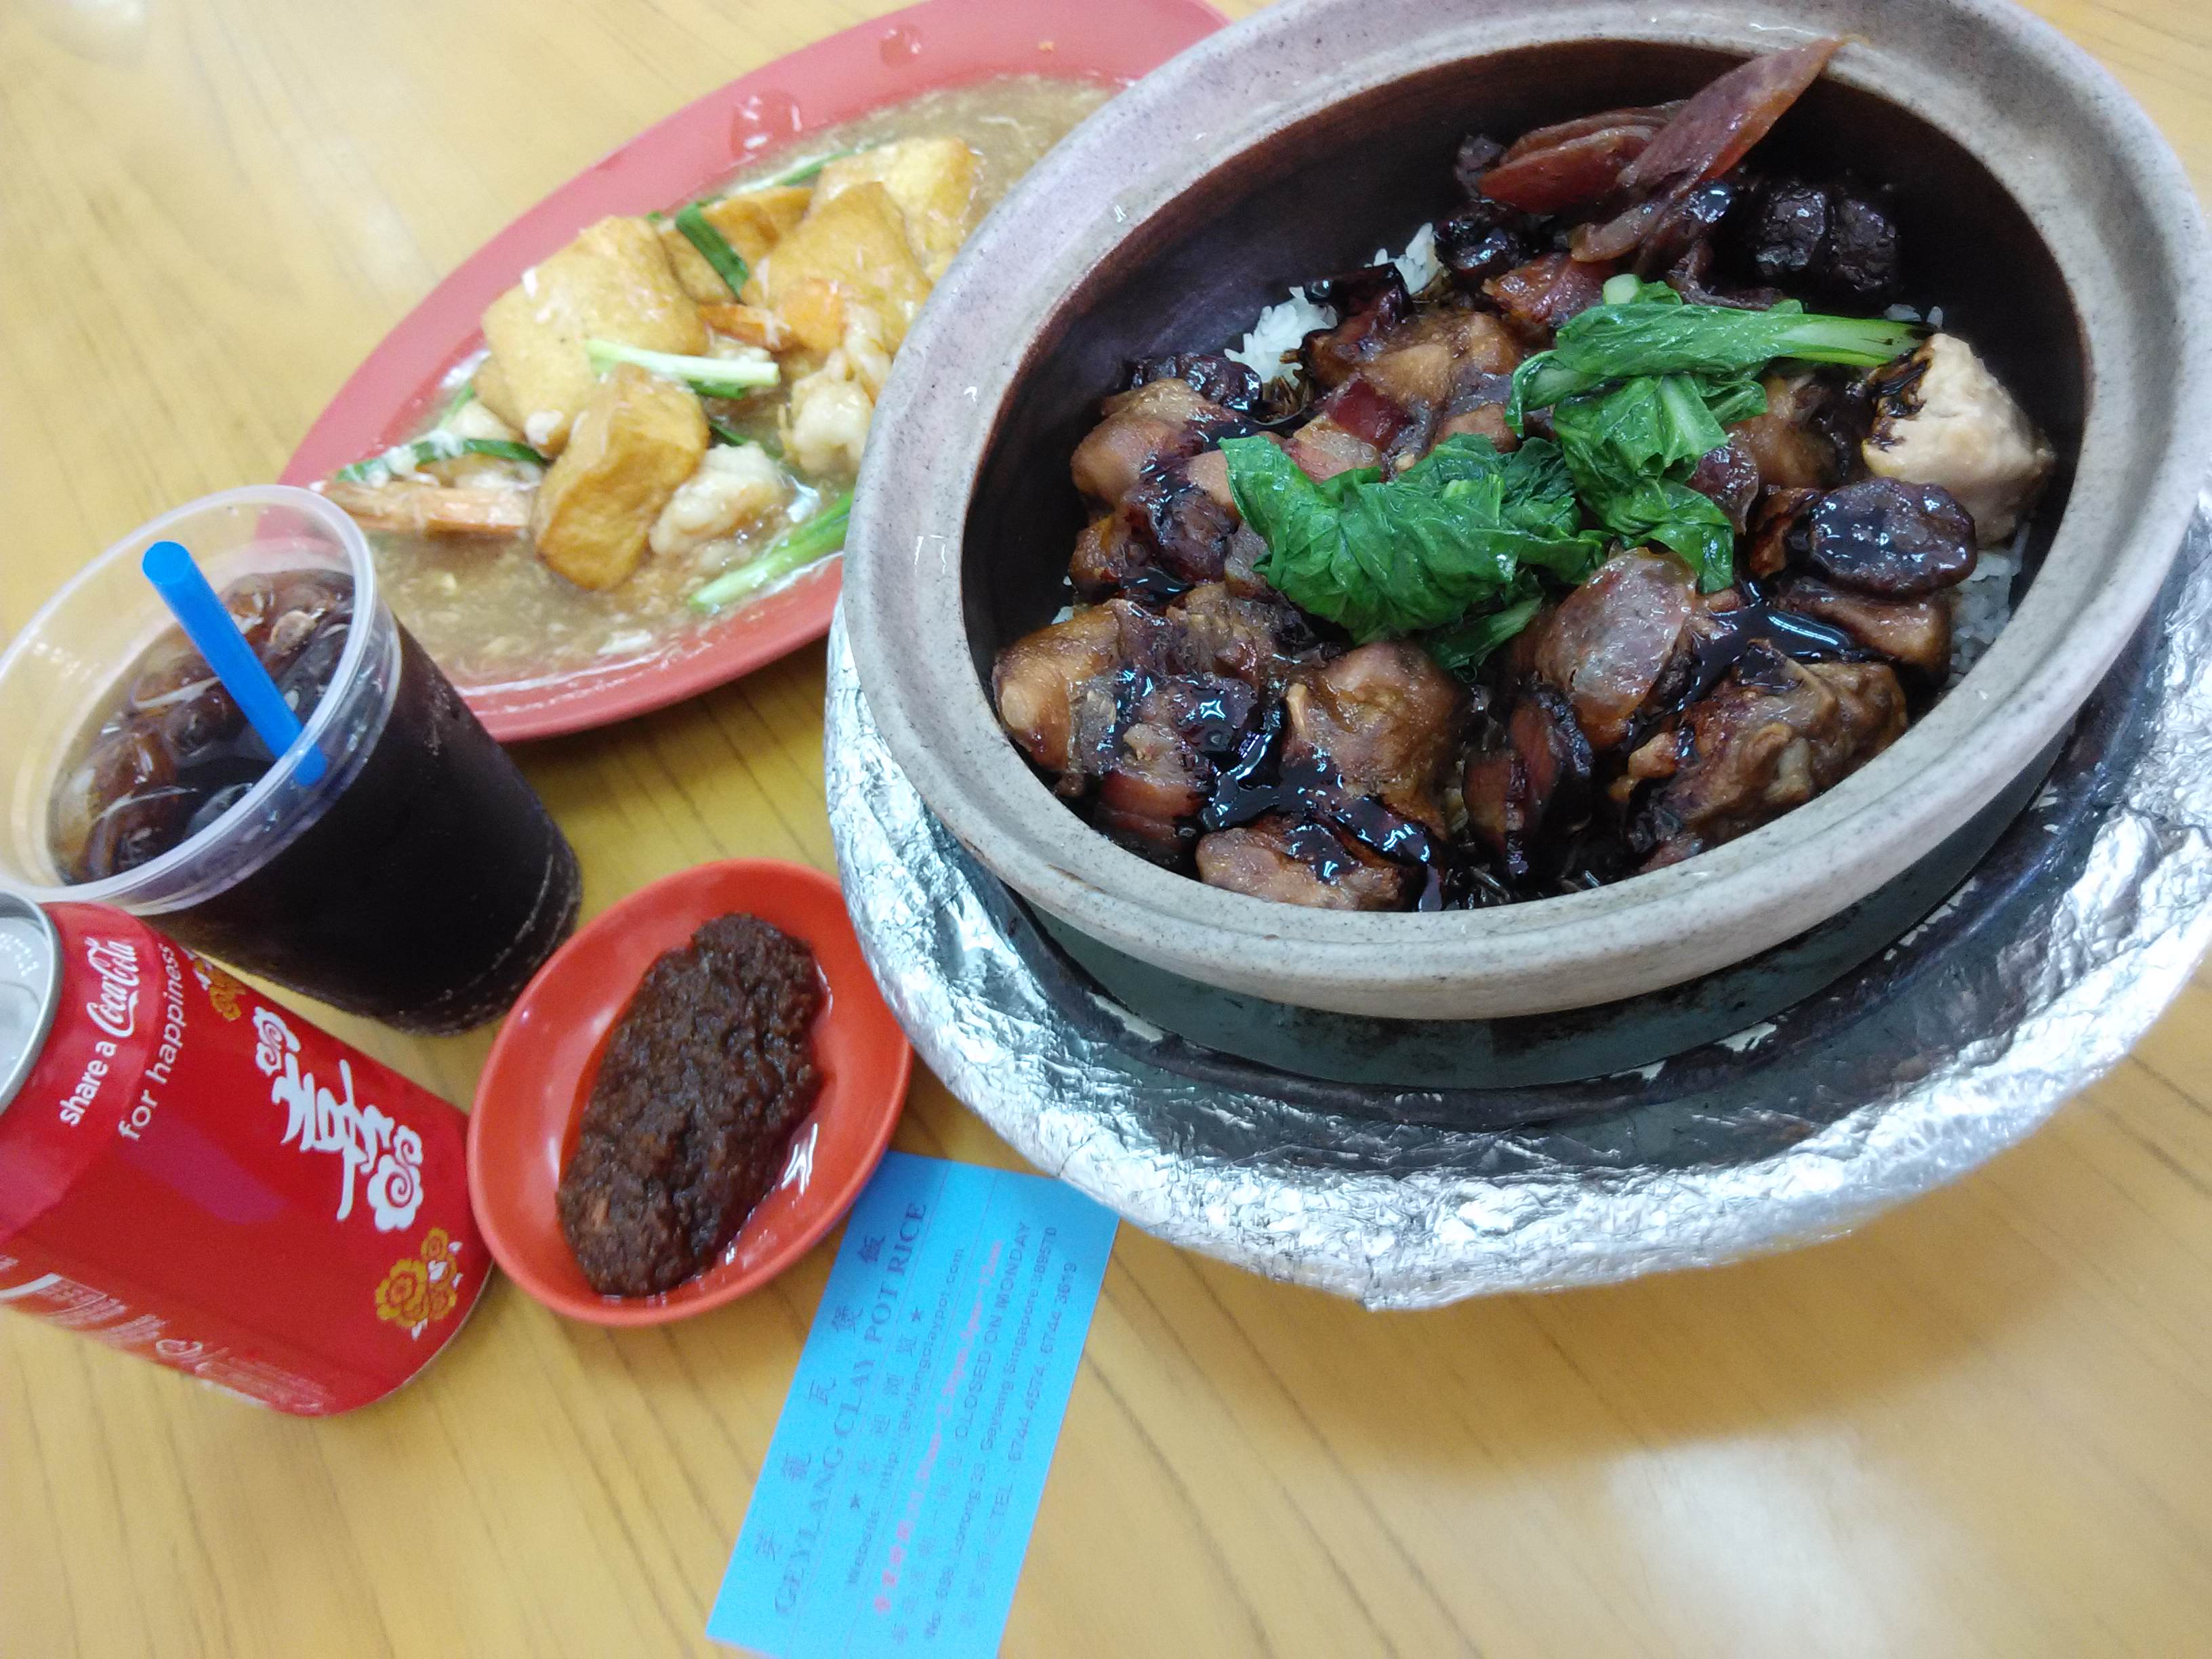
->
{"left": 0, "top": 487, "right": 580, "bottom": 1033}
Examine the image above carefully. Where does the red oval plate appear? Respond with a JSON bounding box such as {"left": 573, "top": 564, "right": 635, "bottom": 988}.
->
{"left": 468, "top": 861, "right": 914, "bottom": 1326}
{"left": 282, "top": 0, "right": 1226, "bottom": 743}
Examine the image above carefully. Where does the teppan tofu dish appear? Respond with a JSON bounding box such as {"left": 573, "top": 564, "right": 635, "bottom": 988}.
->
{"left": 316, "top": 77, "right": 1107, "bottom": 691}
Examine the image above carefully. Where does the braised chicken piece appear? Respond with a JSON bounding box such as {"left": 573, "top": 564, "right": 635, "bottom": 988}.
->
{"left": 1729, "top": 373, "right": 1854, "bottom": 491}
{"left": 1064, "top": 381, "right": 1264, "bottom": 596}
{"left": 1463, "top": 686, "right": 1593, "bottom": 882}
{"left": 1071, "top": 461, "right": 1261, "bottom": 601}
{"left": 1069, "top": 513, "right": 1148, "bottom": 599}
{"left": 1486, "top": 252, "right": 1616, "bottom": 336}
{"left": 1774, "top": 577, "right": 1952, "bottom": 681}
{"left": 1188, "top": 642, "right": 1463, "bottom": 910}
{"left": 995, "top": 578, "right": 1327, "bottom": 865}
{"left": 1181, "top": 447, "right": 1239, "bottom": 510}
{"left": 1116, "top": 443, "right": 1253, "bottom": 583}
{"left": 1430, "top": 378, "right": 1519, "bottom": 453}
{"left": 1744, "top": 487, "right": 1820, "bottom": 578}
{"left": 991, "top": 601, "right": 1167, "bottom": 790}
{"left": 1634, "top": 647, "right": 1907, "bottom": 869}
{"left": 1071, "top": 378, "right": 1244, "bottom": 506}
{"left": 1170, "top": 581, "right": 1315, "bottom": 695}
{"left": 1326, "top": 306, "right": 1522, "bottom": 408}
{"left": 1124, "top": 352, "right": 1267, "bottom": 413}
{"left": 1288, "top": 303, "right": 1526, "bottom": 476}
{"left": 1300, "top": 266, "right": 1415, "bottom": 390}
{"left": 1283, "top": 409, "right": 1385, "bottom": 481}
{"left": 1124, "top": 462, "right": 1244, "bottom": 587}
{"left": 1196, "top": 817, "right": 1412, "bottom": 912}
{"left": 1282, "top": 642, "right": 1467, "bottom": 832}
{"left": 1094, "top": 677, "right": 1258, "bottom": 863}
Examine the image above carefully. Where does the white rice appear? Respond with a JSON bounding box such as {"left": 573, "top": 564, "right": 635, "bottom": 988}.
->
{"left": 1947, "top": 540, "right": 2020, "bottom": 684}
{"left": 1378, "top": 221, "right": 1443, "bottom": 295}
{"left": 1223, "top": 222, "right": 1442, "bottom": 386}
{"left": 1225, "top": 285, "right": 1337, "bottom": 384}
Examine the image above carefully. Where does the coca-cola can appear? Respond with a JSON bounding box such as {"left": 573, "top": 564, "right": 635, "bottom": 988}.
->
{"left": 0, "top": 893, "right": 488, "bottom": 1414}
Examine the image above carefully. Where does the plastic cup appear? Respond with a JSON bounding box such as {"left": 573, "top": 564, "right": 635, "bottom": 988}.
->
{"left": 0, "top": 486, "right": 581, "bottom": 1033}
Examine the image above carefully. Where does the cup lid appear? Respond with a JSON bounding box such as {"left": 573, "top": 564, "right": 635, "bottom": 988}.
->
{"left": 0, "top": 893, "right": 61, "bottom": 1121}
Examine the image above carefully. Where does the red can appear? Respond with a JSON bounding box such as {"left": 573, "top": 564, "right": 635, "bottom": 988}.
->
{"left": 0, "top": 895, "right": 487, "bottom": 1414}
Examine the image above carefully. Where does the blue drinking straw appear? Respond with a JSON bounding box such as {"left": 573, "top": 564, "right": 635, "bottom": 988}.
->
{"left": 141, "top": 539, "right": 327, "bottom": 785}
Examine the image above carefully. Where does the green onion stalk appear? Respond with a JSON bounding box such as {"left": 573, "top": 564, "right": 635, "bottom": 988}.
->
{"left": 674, "top": 203, "right": 751, "bottom": 295}
{"left": 335, "top": 432, "right": 546, "bottom": 484}
{"left": 586, "top": 338, "right": 779, "bottom": 400}
{"left": 764, "top": 146, "right": 861, "bottom": 188}
{"left": 690, "top": 491, "right": 852, "bottom": 614}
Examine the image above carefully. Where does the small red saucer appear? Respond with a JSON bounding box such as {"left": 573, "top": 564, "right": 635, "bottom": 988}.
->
{"left": 468, "top": 860, "right": 912, "bottom": 1326}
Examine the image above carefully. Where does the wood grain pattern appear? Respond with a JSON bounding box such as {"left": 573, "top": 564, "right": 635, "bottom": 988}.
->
{"left": 3, "top": 1, "right": 2208, "bottom": 1653}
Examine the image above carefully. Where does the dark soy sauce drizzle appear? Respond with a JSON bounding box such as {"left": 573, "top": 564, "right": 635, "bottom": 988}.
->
{"left": 1115, "top": 565, "right": 1195, "bottom": 606}
{"left": 1179, "top": 689, "right": 1248, "bottom": 754}
{"left": 1621, "top": 577, "right": 1869, "bottom": 754}
{"left": 1198, "top": 705, "right": 1458, "bottom": 911}
{"left": 1200, "top": 703, "right": 1289, "bottom": 832}
{"left": 1682, "top": 579, "right": 1868, "bottom": 705}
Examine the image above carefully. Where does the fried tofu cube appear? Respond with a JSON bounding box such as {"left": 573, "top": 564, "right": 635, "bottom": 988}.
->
{"left": 814, "top": 138, "right": 981, "bottom": 279}
{"left": 472, "top": 355, "right": 516, "bottom": 422}
{"left": 479, "top": 216, "right": 705, "bottom": 455}
{"left": 530, "top": 365, "right": 708, "bottom": 590}
{"left": 753, "top": 181, "right": 933, "bottom": 355}
{"left": 657, "top": 186, "right": 815, "bottom": 303}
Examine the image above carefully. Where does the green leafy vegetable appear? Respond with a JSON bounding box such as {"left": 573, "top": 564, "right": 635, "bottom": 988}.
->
{"left": 1423, "top": 588, "right": 1545, "bottom": 675}
{"left": 1544, "top": 373, "right": 1752, "bottom": 591}
{"left": 689, "top": 491, "right": 851, "bottom": 613}
{"left": 1221, "top": 433, "right": 1605, "bottom": 646}
{"left": 1599, "top": 272, "right": 1647, "bottom": 306}
{"left": 1498, "top": 283, "right": 1915, "bottom": 593}
{"left": 585, "top": 338, "right": 779, "bottom": 399}
{"left": 1568, "top": 373, "right": 1731, "bottom": 476}
{"left": 334, "top": 433, "right": 546, "bottom": 484}
{"left": 1511, "top": 284, "right": 1923, "bottom": 415}
{"left": 1224, "top": 285, "right": 1923, "bottom": 634}
{"left": 674, "top": 203, "right": 751, "bottom": 295}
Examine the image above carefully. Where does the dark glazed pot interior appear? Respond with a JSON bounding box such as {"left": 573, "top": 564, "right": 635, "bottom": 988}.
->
{"left": 962, "top": 42, "right": 2085, "bottom": 687}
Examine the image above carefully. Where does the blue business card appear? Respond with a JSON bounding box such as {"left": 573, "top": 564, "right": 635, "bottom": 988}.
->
{"left": 709, "top": 1152, "right": 1119, "bottom": 1657}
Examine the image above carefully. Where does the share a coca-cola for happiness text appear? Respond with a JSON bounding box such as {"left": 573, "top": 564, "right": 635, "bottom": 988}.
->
{"left": 0, "top": 900, "right": 486, "bottom": 1414}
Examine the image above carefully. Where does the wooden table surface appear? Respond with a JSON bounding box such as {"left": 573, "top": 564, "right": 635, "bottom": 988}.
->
{"left": 4, "top": 1, "right": 2209, "bottom": 1653}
